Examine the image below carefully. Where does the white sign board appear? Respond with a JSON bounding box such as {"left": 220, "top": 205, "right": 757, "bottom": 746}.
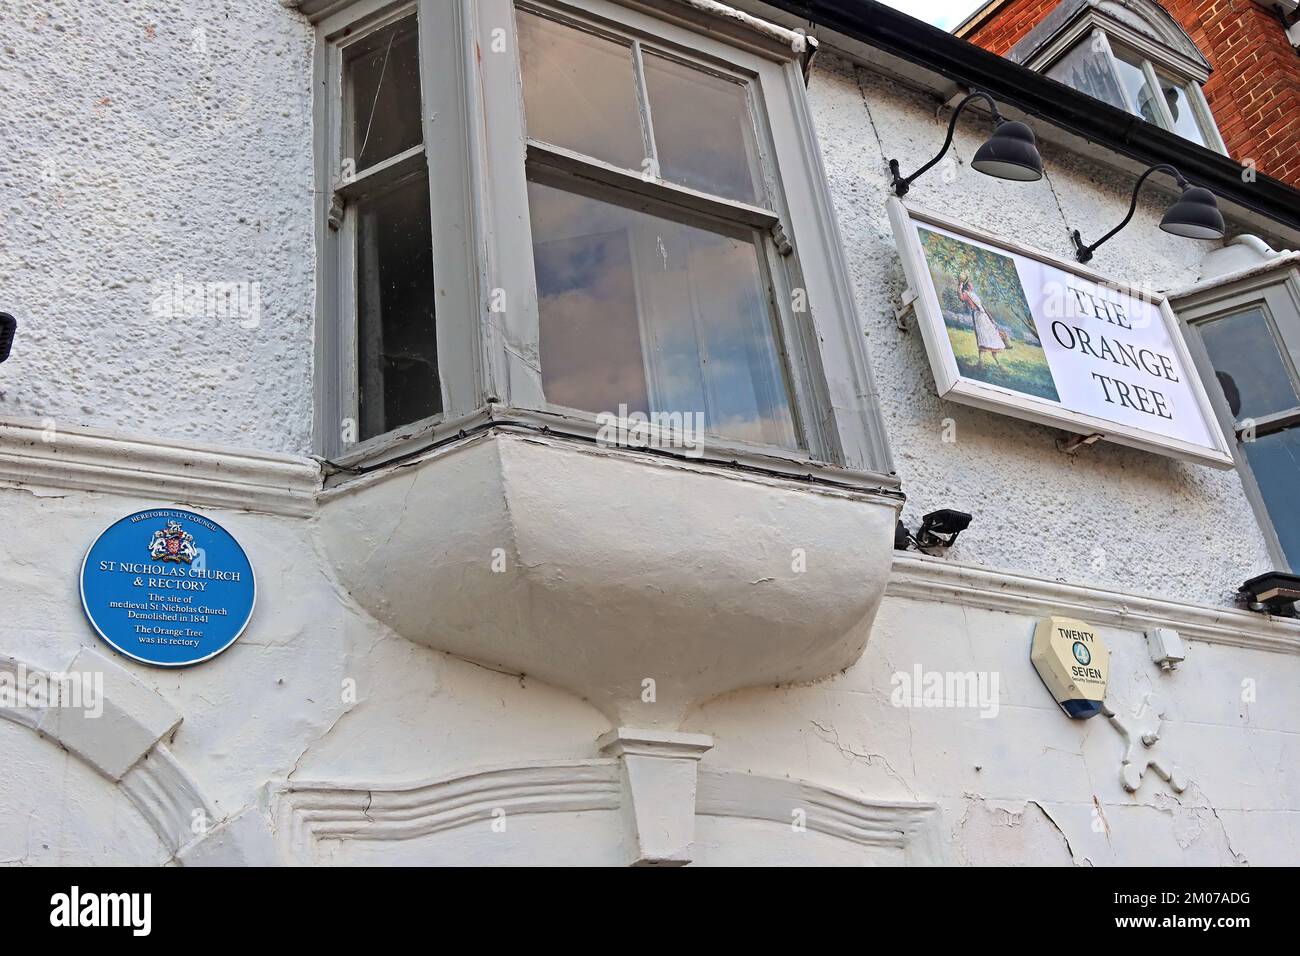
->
{"left": 887, "top": 198, "right": 1234, "bottom": 468}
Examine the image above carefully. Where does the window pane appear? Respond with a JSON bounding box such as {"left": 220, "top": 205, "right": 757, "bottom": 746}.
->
{"left": 643, "top": 53, "right": 762, "bottom": 204}
{"left": 1242, "top": 426, "right": 1300, "bottom": 568}
{"left": 1199, "top": 307, "right": 1299, "bottom": 420}
{"left": 528, "top": 181, "right": 797, "bottom": 449}
{"left": 1157, "top": 73, "right": 1208, "bottom": 146}
{"left": 1111, "top": 46, "right": 1165, "bottom": 128}
{"left": 1047, "top": 38, "right": 1127, "bottom": 112}
{"left": 516, "top": 11, "right": 645, "bottom": 170}
{"left": 346, "top": 16, "right": 422, "bottom": 170}
{"left": 356, "top": 174, "right": 440, "bottom": 440}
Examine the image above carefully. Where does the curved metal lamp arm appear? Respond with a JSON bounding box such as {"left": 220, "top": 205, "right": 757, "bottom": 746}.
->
{"left": 889, "top": 90, "right": 1005, "bottom": 197}
{"left": 1072, "top": 163, "right": 1188, "bottom": 263}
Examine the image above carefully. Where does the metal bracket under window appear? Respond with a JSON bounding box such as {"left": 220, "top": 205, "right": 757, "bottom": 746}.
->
{"left": 328, "top": 193, "right": 346, "bottom": 231}
{"left": 771, "top": 221, "right": 794, "bottom": 256}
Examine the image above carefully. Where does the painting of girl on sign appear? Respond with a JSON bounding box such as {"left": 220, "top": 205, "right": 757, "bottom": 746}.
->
{"left": 918, "top": 227, "right": 1060, "bottom": 402}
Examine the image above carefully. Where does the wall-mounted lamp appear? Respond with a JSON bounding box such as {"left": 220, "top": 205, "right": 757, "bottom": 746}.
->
{"left": 1071, "top": 163, "right": 1225, "bottom": 263}
{"left": 888, "top": 90, "right": 1044, "bottom": 197}
{"left": 0, "top": 313, "right": 15, "bottom": 364}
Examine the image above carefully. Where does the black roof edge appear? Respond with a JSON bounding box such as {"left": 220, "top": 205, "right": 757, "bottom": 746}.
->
{"left": 764, "top": 0, "right": 1300, "bottom": 234}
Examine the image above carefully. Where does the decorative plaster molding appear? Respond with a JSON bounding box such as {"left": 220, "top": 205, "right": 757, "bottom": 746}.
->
{"left": 1103, "top": 696, "right": 1188, "bottom": 794}
{"left": 889, "top": 554, "right": 1300, "bottom": 656}
{"left": 0, "top": 650, "right": 215, "bottom": 861}
{"left": 37, "top": 647, "right": 183, "bottom": 782}
{"left": 176, "top": 805, "right": 282, "bottom": 867}
{"left": 0, "top": 417, "right": 320, "bottom": 517}
{"left": 600, "top": 727, "right": 714, "bottom": 865}
{"left": 276, "top": 761, "right": 623, "bottom": 862}
{"left": 120, "top": 744, "right": 215, "bottom": 854}
{"left": 696, "top": 768, "right": 945, "bottom": 864}
{"left": 598, "top": 726, "right": 714, "bottom": 760}
{"left": 275, "top": 760, "right": 943, "bottom": 865}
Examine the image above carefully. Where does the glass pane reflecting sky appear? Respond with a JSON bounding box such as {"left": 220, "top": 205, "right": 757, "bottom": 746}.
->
{"left": 529, "top": 181, "right": 798, "bottom": 449}
{"left": 1199, "top": 308, "right": 1299, "bottom": 421}
{"left": 1243, "top": 427, "right": 1300, "bottom": 569}
{"left": 643, "top": 53, "right": 762, "bottom": 204}
{"left": 516, "top": 10, "right": 645, "bottom": 170}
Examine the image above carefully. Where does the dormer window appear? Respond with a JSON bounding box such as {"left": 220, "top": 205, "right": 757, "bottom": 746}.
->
{"left": 1046, "top": 31, "right": 1219, "bottom": 148}
{"left": 1010, "top": 0, "right": 1226, "bottom": 152}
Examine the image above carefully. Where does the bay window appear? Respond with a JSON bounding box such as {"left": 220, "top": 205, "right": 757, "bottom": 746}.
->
{"left": 1008, "top": 0, "right": 1227, "bottom": 153}
{"left": 311, "top": 0, "right": 894, "bottom": 487}
{"left": 516, "top": 6, "right": 798, "bottom": 450}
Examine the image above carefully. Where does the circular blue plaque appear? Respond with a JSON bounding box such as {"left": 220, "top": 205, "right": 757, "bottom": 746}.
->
{"left": 80, "top": 508, "right": 256, "bottom": 667}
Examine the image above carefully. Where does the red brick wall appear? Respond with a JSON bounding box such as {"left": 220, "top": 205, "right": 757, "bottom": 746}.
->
{"left": 966, "top": 0, "right": 1300, "bottom": 188}
{"left": 965, "top": 0, "right": 1061, "bottom": 55}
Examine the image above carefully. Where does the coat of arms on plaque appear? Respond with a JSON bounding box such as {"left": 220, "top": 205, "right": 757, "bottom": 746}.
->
{"left": 148, "top": 520, "right": 198, "bottom": 564}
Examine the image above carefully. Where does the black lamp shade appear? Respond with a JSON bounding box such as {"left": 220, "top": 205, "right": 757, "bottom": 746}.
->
{"left": 1160, "top": 185, "right": 1225, "bottom": 240}
{"left": 971, "top": 121, "right": 1043, "bottom": 182}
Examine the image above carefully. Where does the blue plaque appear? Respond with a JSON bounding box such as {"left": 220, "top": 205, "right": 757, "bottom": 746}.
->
{"left": 80, "top": 508, "right": 256, "bottom": 667}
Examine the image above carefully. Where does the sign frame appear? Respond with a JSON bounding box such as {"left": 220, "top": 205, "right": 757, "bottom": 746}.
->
{"left": 887, "top": 197, "right": 1235, "bottom": 468}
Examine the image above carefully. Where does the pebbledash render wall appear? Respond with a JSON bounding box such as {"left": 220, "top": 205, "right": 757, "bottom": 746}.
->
{"left": 0, "top": 1, "right": 1297, "bottom": 866}
{"left": 963, "top": 0, "right": 1300, "bottom": 189}
{"left": 0, "top": 3, "right": 1279, "bottom": 603}
{"left": 0, "top": 0, "right": 317, "bottom": 454}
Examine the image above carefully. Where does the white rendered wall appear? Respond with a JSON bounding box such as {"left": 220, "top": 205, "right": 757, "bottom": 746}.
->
{"left": 0, "top": 7, "right": 1277, "bottom": 604}
{"left": 0, "top": 4, "right": 1296, "bottom": 867}
{"left": 2, "top": 475, "right": 1295, "bottom": 865}
{"left": 0, "top": 0, "right": 316, "bottom": 453}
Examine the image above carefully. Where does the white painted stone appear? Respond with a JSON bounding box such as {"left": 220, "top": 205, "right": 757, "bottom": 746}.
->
{"left": 178, "top": 806, "right": 280, "bottom": 867}
{"left": 0, "top": 1, "right": 1296, "bottom": 867}
{"left": 317, "top": 432, "right": 899, "bottom": 727}
{"left": 37, "top": 647, "right": 182, "bottom": 782}
{"left": 599, "top": 727, "right": 714, "bottom": 865}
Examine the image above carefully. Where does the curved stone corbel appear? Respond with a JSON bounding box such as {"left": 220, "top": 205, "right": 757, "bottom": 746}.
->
{"left": 317, "top": 431, "right": 899, "bottom": 729}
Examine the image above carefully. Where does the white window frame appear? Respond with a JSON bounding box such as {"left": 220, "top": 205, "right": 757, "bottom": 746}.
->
{"left": 309, "top": 0, "right": 896, "bottom": 489}
{"left": 313, "top": 0, "right": 486, "bottom": 465}
{"left": 1175, "top": 264, "right": 1300, "bottom": 570}
{"left": 510, "top": 0, "right": 826, "bottom": 462}
{"left": 1031, "top": 15, "right": 1226, "bottom": 153}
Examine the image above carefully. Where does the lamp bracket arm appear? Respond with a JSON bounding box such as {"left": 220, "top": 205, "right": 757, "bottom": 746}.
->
{"left": 891, "top": 89, "right": 1003, "bottom": 196}
{"left": 1075, "top": 163, "right": 1187, "bottom": 260}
